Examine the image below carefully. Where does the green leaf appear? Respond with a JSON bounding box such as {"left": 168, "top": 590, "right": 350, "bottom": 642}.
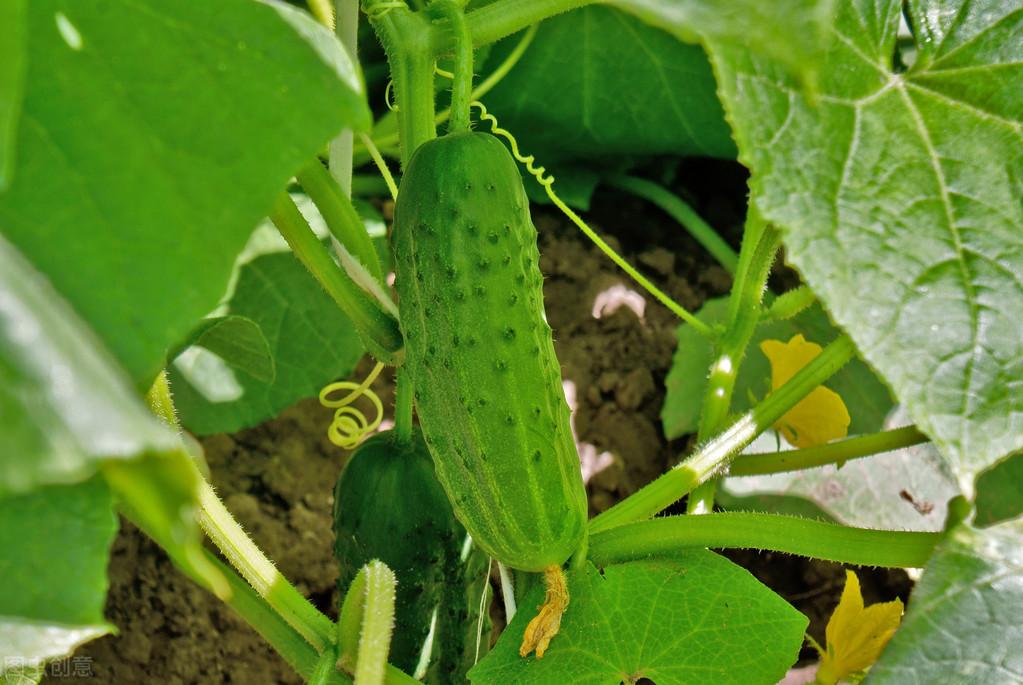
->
{"left": 0, "top": 0, "right": 371, "bottom": 388}
{"left": 974, "top": 452, "right": 1023, "bottom": 527}
{"left": 0, "top": 0, "right": 25, "bottom": 190}
{"left": 169, "top": 238, "right": 366, "bottom": 435}
{"left": 480, "top": 6, "right": 735, "bottom": 168}
{"left": 178, "top": 315, "right": 275, "bottom": 385}
{"left": 867, "top": 518, "right": 1023, "bottom": 683}
{"left": 0, "top": 477, "right": 116, "bottom": 672}
{"left": 662, "top": 296, "right": 893, "bottom": 439}
{"left": 707, "top": 0, "right": 1023, "bottom": 492}
{"left": 722, "top": 416, "right": 962, "bottom": 532}
{"left": 0, "top": 236, "right": 178, "bottom": 496}
{"left": 469, "top": 557, "right": 806, "bottom": 684}
{"left": 0, "top": 235, "right": 224, "bottom": 605}
{"left": 611, "top": 0, "right": 837, "bottom": 90}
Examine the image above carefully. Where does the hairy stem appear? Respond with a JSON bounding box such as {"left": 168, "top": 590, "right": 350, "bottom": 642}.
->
{"left": 329, "top": 0, "right": 359, "bottom": 194}
{"left": 297, "top": 161, "right": 384, "bottom": 283}
{"left": 764, "top": 284, "right": 817, "bottom": 320}
{"left": 730, "top": 425, "right": 929, "bottom": 476}
{"left": 194, "top": 554, "right": 349, "bottom": 684}
{"left": 589, "top": 513, "right": 940, "bottom": 569}
{"left": 359, "top": 24, "right": 537, "bottom": 158}
{"left": 459, "top": 0, "right": 598, "bottom": 48}
{"left": 688, "top": 214, "right": 779, "bottom": 514}
{"left": 270, "top": 192, "right": 403, "bottom": 363}
{"left": 195, "top": 465, "right": 336, "bottom": 650}
{"left": 368, "top": 5, "right": 437, "bottom": 165}
{"left": 146, "top": 374, "right": 337, "bottom": 652}
{"left": 590, "top": 335, "right": 857, "bottom": 532}
{"left": 607, "top": 175, "right": 738, "bottom": 273}
{"left": 356, "top": 561, "right": 397, "bottom": 685}
{"left": 429, "top": 1, "right": 473, "bottom": 134}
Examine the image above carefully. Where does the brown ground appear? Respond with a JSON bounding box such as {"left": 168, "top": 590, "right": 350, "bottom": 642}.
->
{"left": 47, "top": 160, "right": 909, "bottom": 684}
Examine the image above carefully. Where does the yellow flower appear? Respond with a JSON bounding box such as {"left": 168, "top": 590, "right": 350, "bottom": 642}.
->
{"left": 814, "top": 570, "right": 903, "bottom": 685}
{"left": 759, "top": 334, "right": 851, "bottom": 448}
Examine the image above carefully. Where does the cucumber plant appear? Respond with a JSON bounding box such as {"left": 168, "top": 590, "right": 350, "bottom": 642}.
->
{"left": 1, "top": 0, "right": 1021, "bottom": 684}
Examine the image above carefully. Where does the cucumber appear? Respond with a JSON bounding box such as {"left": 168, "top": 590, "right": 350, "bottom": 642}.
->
{"left": 393, "top": 131, "right": 587, "bottom": 572}
{"left": 333, "top": 428, "right": 490, "bottom": 680}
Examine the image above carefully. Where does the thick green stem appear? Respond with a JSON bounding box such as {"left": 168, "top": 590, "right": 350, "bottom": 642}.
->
{"left": 329, "top": 0, "right": 360, "bottom": 195}
{"left": 429, "top": 1, "right": 473, "bottom": 134}
{"left": 459, "top": 0, "right": 598, "bottom": 48}
{"left": 590, "top": 335, "right": 857, "bottom": 532}
{"left": 394, "top": 367, "right": 414, "bottom": 444}
{"left": 730, "top": 426, "right": 929, "bottom": 476}
{"left": 589, "top": 513, "right": 940, "bottom": 569}
{"left": 367, "top": 5, "right": 437, "bottom": 165}
{"left": 607, "top": 175, "right": 738, "bottom": 273}
{"left": 270, "top": 193, "right": 403, "bottom": 364}
{"left": 356, "top": 561, "right": 397, "bottom": 685}
{"left": 194, "top": 462, "right": 336, "bottom": 651}
{"left": 688, "top": 215, "right": 779, "bottom": 514}
{"left": 309, "top": 646, "right": 344, "bottom": 685}
{"left": 145, "top": 374, "right": 338, "bottom": 653}
{"left": 194, "top": 553, "right": 350, "bottom": 684}
{"left": 297, "top": 161, "right": 384, "bottom": 283}
{"left": 764, "top": 284, "right": 816, "bottom": 320}
{"left": 357, "top": 23, "right": 537, "bottom": 159}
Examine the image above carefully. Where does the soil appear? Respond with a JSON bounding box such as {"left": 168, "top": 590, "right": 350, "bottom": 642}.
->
{"left": 48, "top": 157, "right": 910, "bottom": 684}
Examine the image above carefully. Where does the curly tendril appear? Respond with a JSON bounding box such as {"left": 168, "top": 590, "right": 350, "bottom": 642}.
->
{"left": 319, "top": 362, "right": 386, "bottom": 449}
{"left": 471, "top": 101, "right": 712, "bottom": 335}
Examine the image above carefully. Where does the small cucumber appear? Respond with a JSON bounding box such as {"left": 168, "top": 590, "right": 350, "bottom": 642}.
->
{"left": 333, "top": 428, "right": 490, "bottom": 680}
{"left": 393, "top": 131, "right": 588, "bottom": 572}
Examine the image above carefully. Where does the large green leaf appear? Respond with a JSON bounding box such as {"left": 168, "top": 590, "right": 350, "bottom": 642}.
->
{"left": 662, "top": 296, "right": 893, "bottom": 439}
{"left": 706, "top": 0, "right": 1023, "bottom": 492}
{"left": 612, "top": 0, "right": 837, "bottom": 89}
{"left": 0, "top": 236, "right": 223, "bottom": 655}
{"left": 469, "top": 557, "right": 806, "bottom": 684}
{"left": 0, "top": 0, "right": 25, "bottom": 190}
{"left": 0, "top": 0, "right": 370, "bottom": 388}
{"left": 169, "top": 204, "right": 367, "bottom": 435}
{"left": 867, "top": 519, "right": 1023, "bottom": 683}
{"left": 480, "top": 6, "right": 735, "bottom": 167}
{"left": 974, "top": 452, "right": 1023, "bottom": 527}
{"left": 0, "top": 236, "right": 177, "bottom": 496}
{"left": 0, "top": 477, "right": 116, "bottom": 673}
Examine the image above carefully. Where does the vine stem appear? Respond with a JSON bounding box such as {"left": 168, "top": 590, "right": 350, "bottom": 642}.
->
{"left": 607, "top": 175, "right": 738, "bottom": 273}
{"left": 270, "top": 192, "right": 403, "bottom": 363}
{"left": 194, "top": 553, "right": 350, "bottom": 684}
{"left": 688, "top": 213, "right": 779, "bottom": 514}
{"left": 329, "top": 0, "right": 359, "bottom": 194}
{"left": 589, "top": 335, "right": 857, "bottom": 533}
{"left": 146, "top": 375, "right": 337, "bottom": 652}
{"left": 367, "top": 4, "right": 437, "bottom": 165}
{"left": 355, "top": 562, "right": 397, "bottom": 685}
{"left": 297, "top": 161, "right": 385, "bottom": 283}
{"left": 589, "top": 513, "right": 940, "bottom": 569}
{"left": 730, "top": 425, "right": 929, "bottom": 476}
{"left": 429, "top": 1, "right": 473, "bottom": 134}
{"left": 194, "top": 466, "right": 336, "bottom": 651}
{"left": 458, "top": 0, "right": 598, "bottom": 48}
{"left": 358, "top": 23, "right": 537, "bottom": 159}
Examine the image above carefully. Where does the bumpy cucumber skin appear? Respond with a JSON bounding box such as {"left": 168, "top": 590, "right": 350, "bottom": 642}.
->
{"left": 333, "top": 429, "right": 488, "bottom": 679}
{"left": 393, "top": 132, "right": 587, "bottom": 572}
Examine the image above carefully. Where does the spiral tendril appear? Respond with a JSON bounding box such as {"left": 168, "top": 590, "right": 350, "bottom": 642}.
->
{"left": 471, "top": 100, "right": 711, "bottom": 335}
{"left": 319, "top": 363, "right": 386, "bottom": 449}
